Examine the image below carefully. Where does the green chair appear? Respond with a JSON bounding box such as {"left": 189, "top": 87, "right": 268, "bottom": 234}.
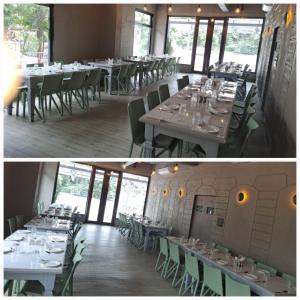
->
{"left": 158, "top": 84, "right": 170, "bottom": 103}
{"left": 105, "top": 65, "right": 129, "bottom": 95}
{"left": 164, "top": 242, "right": 182, "bottom": 287}
{"left": 244, "top": 256, "right": 255, "bottom": 265}
{"left": 37, "top": 201, "right": 45, "bottom": 214}
{"left": 157, "top": 58, "right": 166, "bottom": 80}
{"left": 126, "top": 63, "right": 138, "bottom": 92}
{"left": 151, "top": 60, "right": 160, "bottom": 82}
{"left": 83, "top": 68, "right": 102, "bottom": 107}
{"left": 143, "top": 61, "right": 156, "bottom": 85}
{"left": 225, "top": 274, "right": 251, "bottom": 296}
{"left": 177, "top": 78, "right": 185, "bottom": 91}
{"left": 230, "top": 106, "right": 256, "bottom": 131}
{"left": 37, "top": 73, "right": 65, "bottom": 122}
{"left": 182, "top": 75, "right": 189, "bottom": 87}
{"left": 146, "top": 90, "right": 160, "bottom": 111}
{"left": 7, "top": 217, "right": 17, "bottom": 234}
{"left": 216, "top": 244, "right": 229, "bottom": 253}
{"left": 3, "top": 280, "right": 13, "bottom": 296}
{"left": 200, "top": 263, "right": 223, "bottom": 296}
{"left": 15, "top": 215, "right": 24, "bottom": 230}
{"left": 18, "top": 253, "right": 83, "bottom": 296}
{"left": 179, "top": 252, "right": 200, "bottom": 296}
{"left": 282, "top": 273, "right": 296, "bottom": 285}
{"left": 155, "top": 237, "right": 169, "bottom": 276}
{"left": 127, "top": 98, "right": 177, "bottom": 158}
{"left": 207, "top": 64, "right": 214, "bottom": 77}
{"left": 62, "top": 71, "right": 86, "bottom": 112}
{"left": 256, "top": 262, "right": 277, "bottom": 276}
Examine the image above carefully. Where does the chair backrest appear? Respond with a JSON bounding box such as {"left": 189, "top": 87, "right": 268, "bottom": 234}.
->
{"left": 7, "top": 218, "right": 17, "bottom": 234}
{"left": 37, "top": 201, "right": 45, "bottom": 214}
{"left": 158, "top": 84, "right": 170, "bottom": 103}
{"left": 203, "top": 263, "right": 223, "bottom": 295}
{"left": 84, "top": 68, "right": 102, "bottom": 87}
{"left": 244, "top": 256, "right": 255, "bottom": 265}
{"left": 60, "top": 253, "right": 83, "bottom": 296}
{"left": 75, "top": 242, "right": 86, "bottom": 255}
{"left": 207, "top": 64, "right": 214, "bottom": 75}
{"left": 176, "top": 57, "right": 181, "bottom": 64}
{"left": 159, "top": 237, "right": 168, "bottom": 257}
{"left": 242, "top": 64, "right": 250, "bottom": 77}
{"left": 168, "top": 242, "right": 180, "bottom": 264}
{"left": 216, "top": 244, "right": 229, "bottom": 253}
{"left": 67, "top": 71, "right": 86, "bottom": 90}
{"left": 158, "top": 58, "right": 165, "bottom": 69}
{"left": 41, "top": 73, "right": 64, "bottom": 96}
{"left": 127, "top": 98, "right": 146, "bottom": 145}
{"left": 26, "top": 63, "right": 44, "bottom": 68}
{"left": 118, "top": 64, "right": 129, "bottom": 79}
{"left": 128, "top": 63, "right": 138, "bottom": 77}
{"left": 182, "top": 75, "right": 189, "bottom": 86}
{"left": 15, "top": 215, "right": 24, "bottom": 230}
{"left": 225, "top": 274, "right": 251, "bottom": 296}
{"left": 282, "top": 273, "right": 296, "bottom": 285}
{"left": 146, "top": 90, "right": 160, "bottom": 111}
{"left": 185, "top": 252, "right": 199, "bottom": 280}
{"left": 256, "top": 262, "right": 277, "bottom": 276}
{"left": 177, "top": 78, "right": 185, "bottom": 91}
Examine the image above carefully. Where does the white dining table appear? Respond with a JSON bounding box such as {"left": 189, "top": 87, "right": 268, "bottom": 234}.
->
{"left": 24, "top": 216, "right": 71, "bottom": 233}
{"left": 166, "top": 236, "right": 295, "bottom": 296}
{"left": 4, "top": 230, "right": 68, "bottom": 296}
{"left": 140, "top": 80, "right": 238, "bottom": 158}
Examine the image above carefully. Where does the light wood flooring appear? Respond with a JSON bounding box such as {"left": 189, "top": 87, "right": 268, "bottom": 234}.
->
{"left": 4, "top": 74, "right": 270, "bottom": 158}
{"left": 73, "top": 224, "right": 178, "bottom": 296}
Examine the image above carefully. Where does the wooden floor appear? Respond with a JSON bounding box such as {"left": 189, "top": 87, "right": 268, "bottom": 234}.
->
{"left": 4, "top": 73, "right": 270, "bottom": 158}
{"left": 73, "top": 224, "right": 178, "bottom": 296}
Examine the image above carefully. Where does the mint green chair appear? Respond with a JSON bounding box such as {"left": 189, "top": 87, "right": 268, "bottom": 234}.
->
{"left": 4, "top": 280, "right": 13, "bottom": 296}
{"left": 282, "top": 273, "right": 296, "bottom": 285}
{"left": 179, "top": 252, "right": 200, "bottom": 296}
{"left": 83, "top": 68, "right": 102, "bottom": 107}
{"left": 7, "top": 217, "right": 17, "bottom": 234}
{"left": 127, "top": 63, "right": 138, "bottom": 92}
{"left": 225, "top": 274, "right": 251, "bottom": 296}
{"left": 177, "top": 78, "right": 185, "bottom": 91}
{"left": 143, "top": 60, "right": 156, "bottom": 85}
{"left": 164, "top": 241, "right": 182, "bottom": 286}
{"left": 155, "top": 237, "right": 169, "bottom": 276}
{"left": 182, "top": 75, "right": 189, "bottom": 87}
{"left": 127, "top": 98, "right": 177, "bottom": 158}
{"left": 158, "top": 84, "right": 170, "bottom": 103}
{"left": 62, "top": 71, "right": 86, "bottom": 112}
{"left": 15, "top": 215, "right": 24, "bottom": 230}
{"left": 200, "top": 263, "right": 223, "bottom": 296}
{"left": 256, "top": 262, "right": 277, "bottom": 276}
{"left": 18, "top": 253, "right": 83, "bottom": 296}
{"left": 244, "top": 256, "right": 255, "bottom": 265}
{"left": 216, "top": 244, "right": 229, "bottom": 253}
{"left": 146, "top": 90, "right": 160, "bottom": 111}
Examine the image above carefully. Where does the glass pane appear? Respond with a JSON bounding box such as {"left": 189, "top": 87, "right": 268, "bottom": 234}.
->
{"left": 54, "top": 162, "right": 92, "bottom": 214}
{"left": 4, "top": 4, "right": 49, "bottom": 66}
{"left": 223, "top": 18, "right": 263, "bottom": 71}
{"left": 88, "top": 170, "right": 105, "bottom": 222}
{"left": 166, "top": 17, "right": 196, "bottom": 65}
{"left": 133, "top": 24, "right": 151, "bottom": 56}
{"left": 194, "top": 20, "right": 209, "bottom": 72}
{"left": 209, "top": 20, "right": 224, "bottom": 66}
{"left": 135, "top": 10, "right": 151, "bottom": 25}
{"left": 103, "top": 173, "right": 119, "bottom": 223}
{"left": 117, "top": 173, "right": 149, "bottom": 217}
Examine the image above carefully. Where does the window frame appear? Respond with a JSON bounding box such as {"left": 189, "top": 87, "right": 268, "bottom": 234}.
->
{"left": 164, "top": 15, "right": 264, "bottom": 73}
{"left": 134, "top": 8, "right": 154, "bottom": 56}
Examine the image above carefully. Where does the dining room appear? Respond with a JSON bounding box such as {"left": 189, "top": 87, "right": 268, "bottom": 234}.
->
{"left": 4, "top": 3, "right": 296, "bottom": 158}
{"left": 3, "top": 161, "right": 296, "bottom": 296}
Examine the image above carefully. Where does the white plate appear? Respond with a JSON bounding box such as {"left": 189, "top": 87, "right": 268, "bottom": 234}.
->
{"left": 47, "top": 248, "right": 64, "bottom": 254}
{"left": 196, "top": 124, "right": 220, "bottom": 134}
{"left": 209, "top": 107, "right": 228, "bottom": 115}
{"left": 19, "top": 230, "right": 31, "bottom": 234}
{"left": 8, "top": 236, "right": 24, "bottom": 242}
{"left": 58, "top": 220, "right": 68, "bottom": 224}
{"left": 243, "top": 273, "right": 258, "bottom": 280}
{"left": 216, "top": 260, "right": 228, "bottom": 266}
{"left": 51, "top": 236, "right": 65, "bottom": 242}
{"left": 43, "top": 260, "right": 62, "bottom": 268}
{"left": 4, "top": 247, "right": 12, "bottom": 254}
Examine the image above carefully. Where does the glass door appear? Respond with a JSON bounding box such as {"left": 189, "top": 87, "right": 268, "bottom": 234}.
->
{"left": 209, "top": 20, "right": 225, "bottom": 66}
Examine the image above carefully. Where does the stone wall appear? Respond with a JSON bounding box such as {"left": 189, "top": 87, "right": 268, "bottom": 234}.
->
{"left": 256, "top": 4, "right": 296, "bottom": 157}
{"left": 145, "top": 162, "right": 296, "bottom": 275}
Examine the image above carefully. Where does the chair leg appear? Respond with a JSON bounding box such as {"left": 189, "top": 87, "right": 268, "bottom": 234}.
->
{"left": 129, "top": 141, "right": 134, "bottom": 158}
{"left": 40, "top": 96, "right": 45, "bottom": 122}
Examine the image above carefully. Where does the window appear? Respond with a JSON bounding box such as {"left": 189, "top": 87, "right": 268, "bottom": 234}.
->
{"left": 133, "top": 10, "right": 152, "bottom": 57}
{"left": 194, "top": 20, "right": 209, "bottom": 72}
{"left": 209, "top": 20, "right": 225, "bottom": 66}
{"left": 54, "top": 162, "right": 92, "bottom": 214}
{"left": 223, "top": 18, "right": 263, "bottom": 71}
{"left": 165, "top": 17, "right": 196, "bottom": 65}
{"left": 4, "top": 4, "right": 50, "bottom": 66}
{"left": 117, "top": 173, "right": 149, "bottom": 217}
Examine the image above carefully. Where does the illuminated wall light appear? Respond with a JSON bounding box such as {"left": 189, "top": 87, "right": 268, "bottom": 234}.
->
{"left": 151, "top": 169, "right": 156, "bottom": 176}
{"left": 211, "top": 18, "right": 215, "bottom": 23}
{"left": 285, "top": 7, "right": 293, "bottom": 28}
{"left": 121, "top": 163, "right": 126, "bottom": 170}
{"left": 235, "top": 7, "right": 241, "bottom": 14}
{"left": 163, "top": 189, "right": 169, "bottom": 197}
{"left": 236, "top": 191, "right": 249, "bottom": 205}
{"left": 292, "top": 194, "right": 296, "bottom": 206}
{"left": 197, "top": 5, "right": 202, "bottom": 13}
{"left": 178, "top": 188, "right": 185, "bottom": 199}
{"left": 168, "top": 5, "right": 172, "bottom": 13}
{"left": 144, "top": 4, "right": 148, "bottom": 11}
{"left": 173, "top": 164, "right": 179, "bottom": 172}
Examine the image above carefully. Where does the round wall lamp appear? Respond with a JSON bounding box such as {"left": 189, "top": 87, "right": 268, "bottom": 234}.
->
{"left": 292, "top": 194, "right": 296, "bottom": 206}
{"left": 178, "top": 187, "right": 185, "bottom": 199}
{"left": 236, "top": 191, "right": 249, "bottom": 205}
{"left": 163, "top": 188, "right": 169, "bottom": 197}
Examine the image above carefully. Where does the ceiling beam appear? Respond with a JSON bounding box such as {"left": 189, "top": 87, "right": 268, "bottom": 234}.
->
{"left": 218, "top": 4, "right": 230, "bottom": 12}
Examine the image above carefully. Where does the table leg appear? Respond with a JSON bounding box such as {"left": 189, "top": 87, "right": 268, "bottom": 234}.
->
{"left": 108, "top": 69, "right": 112, "bottom": 95}
{"left": 144, "top": 229, "right": 150, "bottom": 251}
{"left": 39, "top": 274, "right": 56, "bottom": 296}
{"left": 26, "top": 77, "right": 35, "bottom": 122}
{"left": 139, "top": 68, "right": 143, "bottom": 87}
{"left": 143, "top": 124, "right": 155, "bottom": 158}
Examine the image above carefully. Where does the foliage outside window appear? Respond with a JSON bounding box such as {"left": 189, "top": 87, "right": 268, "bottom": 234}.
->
{"left": 133, "top": 10, "right": 152, "bottom": 57}
{"left": 165, "top": 17, "right": 196, "bottom": 65}
{"left": 223, "top": 18, "right": 263, "bottom": 71}
{"left": 4, "top": 4, "right": 50, "bottom": 66}
{"left": 194, "top": 20, "right": 208, "bottom": 71}
{"left": 209, "top": 20, "right": 224, "bottom": 66}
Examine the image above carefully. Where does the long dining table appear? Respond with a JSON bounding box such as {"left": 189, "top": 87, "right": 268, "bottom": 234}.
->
{"left": 4, "top": 229, "right": 68, "bottom": 296}
{"left": 210, "top": 63, "right": 243, "bottom": 81}
{"left": 18, "top": 64, "right": 99, "bottom": 122}
{"left": 24, "top": 216, "right": 71, "bottom": 233}
{"left": 140, "top": 78, "right": 238, "bottom": 158}
{"left": 166, "top": 236, "right": 296, "bottom": 296}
